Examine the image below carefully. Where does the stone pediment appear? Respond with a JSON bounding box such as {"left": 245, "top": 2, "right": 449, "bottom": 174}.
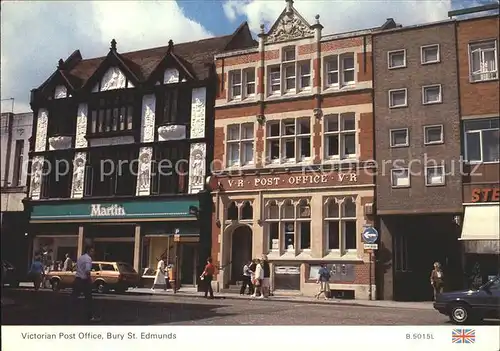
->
{"left": 266, "top": 7, "right": 314, "bottom": 44}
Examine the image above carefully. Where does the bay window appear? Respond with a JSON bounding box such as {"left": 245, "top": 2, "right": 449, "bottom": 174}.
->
{"left": 324, "top": 53, "right": 355, "bottom": 88}
{"left": 226, "top": 123, "right": 254, "bottom": 167}
{"left": 325, "top": 197, "right": 357, "bottom": 254}
{"left": 266, "top": 117, "right": 311, "bottom": 164}
{"left": 324, "top": 113, "right": 356, "bottom": 160}
{"left": 464, "top": 118, "right": 500, "bottom": 163}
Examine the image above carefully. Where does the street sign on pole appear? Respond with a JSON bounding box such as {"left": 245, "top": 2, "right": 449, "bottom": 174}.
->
{"left": 363, "top": 243, "right": 378, "bottom": 250}
{"left": 362, "top": 226, "right": 379, "bottom": 244}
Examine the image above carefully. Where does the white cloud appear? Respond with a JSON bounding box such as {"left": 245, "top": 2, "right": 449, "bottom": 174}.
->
{"left": 0, "top": 1, "right": 212, "bottom": 113}
{"left": 223, "top": 0, "right": 455, "bottom": 35}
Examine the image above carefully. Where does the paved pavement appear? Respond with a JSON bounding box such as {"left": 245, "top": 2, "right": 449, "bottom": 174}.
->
{"left": 2, "top": 287, "right": 448, "bottom": 325}
{"left": 128, "top": 286, "right": 435, "bottom": 310}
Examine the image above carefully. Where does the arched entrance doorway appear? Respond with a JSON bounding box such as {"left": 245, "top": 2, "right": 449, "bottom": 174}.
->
{"left": 230, "top": 225, "right": 252, "bottom": 284}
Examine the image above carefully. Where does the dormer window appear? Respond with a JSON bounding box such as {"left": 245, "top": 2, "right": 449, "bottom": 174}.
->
{"left": 229, "top": 68, "right": 256, "bottom": 100}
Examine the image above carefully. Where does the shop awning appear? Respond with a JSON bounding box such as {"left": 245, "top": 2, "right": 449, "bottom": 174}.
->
{"left": 460, "top": 204, "right": 500, "bottom": 241}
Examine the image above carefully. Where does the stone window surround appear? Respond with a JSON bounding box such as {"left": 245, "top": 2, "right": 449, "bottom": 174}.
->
{"left": 389, "top": 128, "right": 409, "bottom": 148}
{"left": 420, "top": 44, "right": 441, "bottom": 65}
{"left": 421, "top": 84, "right": 442, "bottom": 105}
{"left": 323, "top": 112, "right": 357, "bottom": 161}
{"left": 323, "top": 196, "right": 358, "bottom": 255}
{"left": 388, "top": 88, "right": 408, "bottom": 109}
{"left": 228, "top": 68, "right": 256, "bottom": 102}
{"left": 387, "top": 49, "right": 407, "bottom": 69}
{"left": 265, "top": 117, "right": 312, "bottom": 165}
{"left": 264, "top": 198, "right": 312, "bottom": 253}
{"left": 323, "top": 52, "right": 356, "bottom": 90}
{"left": 423, "top": 124, "right": 444, "bottom": 145}
{"left": 225, "top": 123, "right": 255, "bottom": 168}
{"left": 425, "top": 165, "right": 446, "bottom": 187}
{"left": 390, "top": 167, "right": 411, "bottom": 188}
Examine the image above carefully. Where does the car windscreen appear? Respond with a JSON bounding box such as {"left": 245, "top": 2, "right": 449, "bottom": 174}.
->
{"left": 117, "top": 263, "right": 136, "bottom": 273}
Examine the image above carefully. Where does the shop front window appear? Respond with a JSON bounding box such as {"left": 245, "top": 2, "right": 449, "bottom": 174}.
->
{"left": 264, "top": 198, "right": 311, "bottom": 253}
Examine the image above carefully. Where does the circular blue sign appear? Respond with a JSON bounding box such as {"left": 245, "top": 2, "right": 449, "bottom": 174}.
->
{"left": 362, "top": 226, "right": 379, "bottom": 244}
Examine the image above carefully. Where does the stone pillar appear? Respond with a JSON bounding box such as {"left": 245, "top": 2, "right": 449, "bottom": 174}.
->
{"left": 71, "top": 103, "right": 88, "bottom": 199}
{"left": 136, "top": 94, "right": 156, "bottom": 196}
{"left": 133, "top": 225, "right": 141, "bottom": 273}
{"left": 77, "top": 225, "right": 84, "bottom": 257}
{"left": 311, "top": 194, "right": 323, "bottom": 257}
{"left": 30, "top": 108, "right": 48, "bottom": 200}
{"left": 188, "top": 87, "right": 207, "bottom": 194}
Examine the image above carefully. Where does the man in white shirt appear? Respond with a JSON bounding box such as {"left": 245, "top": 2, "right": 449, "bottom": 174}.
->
{"left": 71, "top": 246, "right": 99, "bottom": 322}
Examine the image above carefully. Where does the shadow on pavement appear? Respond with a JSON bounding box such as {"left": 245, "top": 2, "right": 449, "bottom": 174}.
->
{"left": 1, "top": 289, "right": 232, "bottom": 325}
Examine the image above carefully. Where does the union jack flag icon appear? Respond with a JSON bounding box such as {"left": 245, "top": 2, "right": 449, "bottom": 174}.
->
{"left": 452, "top": 329, "right": 476, "bottom": 343}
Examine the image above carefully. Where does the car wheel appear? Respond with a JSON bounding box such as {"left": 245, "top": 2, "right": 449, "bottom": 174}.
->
{"left": 450, "top": 303, "right": 470, "bottom": 324}
{"left": 96, "top": 281, "right": 107, "bottom": 294}
{"left": 51, "top": 279, "right": 60, "bottom": 292}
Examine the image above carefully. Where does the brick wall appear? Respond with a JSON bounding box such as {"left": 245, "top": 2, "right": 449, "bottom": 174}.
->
{"left": 457, "top": 16, "right": 500, "bottom": 117}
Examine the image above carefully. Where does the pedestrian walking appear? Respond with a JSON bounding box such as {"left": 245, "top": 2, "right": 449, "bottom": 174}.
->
{"left": 151, "top": 257, "right": 167, "bottom": 292}
{"left": 430, "top": 261, "right": 444, "bottom": 300}
{"left": 28, "top": 256, "right": 44, "bottom": 291}
{"left": 251, "top": 259, "right": 264, "bottom": 299}
{"left": 63, "top": 253, "right": 73, "bottom": 271}
{"left": 314, "top": 263, "right": 331, "bottom": 300}
{"left": 70, "top": 246, "right": 99, "bottom": 322}
{"left": 200, "top": 257, "right": 215, "bottom": 299}
{"left": 261, "top": 255, "right": 271, "bottom": 298}
{"left": 240, "top": 261, "right": 253, "bottom": 295}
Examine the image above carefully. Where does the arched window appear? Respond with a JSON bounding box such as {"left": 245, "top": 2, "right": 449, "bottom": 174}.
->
{"left": 266, "top": 200, "right": 279, "bottom": 219}
{"left": 241, "top": 201, "right": 253, "bottom": 220}
{"left": 325, "top": 197, "right": 357, "bottom": 253}
{"left": 342, "top": 197, "right": 356, "bottom": 218}
{"left": 282, "top": 199, "right": 294, "bottom": 219}
{"left": 227, "top": 201, "right": 238, "bottom": 220}
{"left": 297, "top": 199, "right": 310, "bottom": 218}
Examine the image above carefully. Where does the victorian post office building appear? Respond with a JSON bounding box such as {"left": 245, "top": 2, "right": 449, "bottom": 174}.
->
{"left": 209, "top": 0, "right": 398, "bottom": 299}
{"left": 25, "top": 27, "right": 255, "bottom": 287}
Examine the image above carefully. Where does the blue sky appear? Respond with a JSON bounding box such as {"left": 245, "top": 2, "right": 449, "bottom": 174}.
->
{"left": 0, "top": 0, "right": 494, "bottom": 113}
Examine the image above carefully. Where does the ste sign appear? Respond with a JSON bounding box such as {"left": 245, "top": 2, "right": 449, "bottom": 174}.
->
{"left": 362, "top": 226, "right": 379, "bottom": 250}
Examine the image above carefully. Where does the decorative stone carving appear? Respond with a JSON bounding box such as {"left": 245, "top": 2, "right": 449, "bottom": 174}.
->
{"left": 164, "top": 68, "right": 179, "bottom": 84}
{"left": 48, "top": 136, "right": 72, "bottom": 150}
{"left": 54, "top": 85, "right": 67, "bottom": 99}
{"left": 92, "top": 84, "right": 99, "bottom": 93}
{"left": 30, "top": 156, "right": 44, "bottom": 200}
{"left": 88, "top": 135, "right": 134, "bottom": 147}
{"left": 140, "top": 94, "right": 156, "bottom": 143}
{"left": 136, "top": 147, "right": 153, "bottom": 196}
{"left": 190, "top": 87, "right": 206, "bottom": 139}
{"left": 313, "top": 108, "right": 323, "bottom": 119}
{"left": 71, "top": 153, "right": 86, "bottom": 198}
{"left": 100, "top": 67, "right": 127, "bottom": 91}
{"left": 188, "top": 143, "right": 206, "bottom": 194}
{"left": 266, "top": 11, "right": 314, "bottom": 44}
{"left": 75, "top": 104, "right": 88, "bottom": 149}
{"left": 158, "top": 125, "right": 186, "bottom": 141}
{"left": 35, "top": 109, "right": 48, "bottom": 152}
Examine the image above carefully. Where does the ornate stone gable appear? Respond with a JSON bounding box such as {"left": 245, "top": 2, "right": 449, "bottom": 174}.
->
{"left": 265, "top": 7, "right": 314, "bottom": 44}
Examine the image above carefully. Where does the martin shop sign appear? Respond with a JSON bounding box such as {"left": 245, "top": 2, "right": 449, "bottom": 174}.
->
{"left": 30, "top": 199, "right": 199, "bottom": 221}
